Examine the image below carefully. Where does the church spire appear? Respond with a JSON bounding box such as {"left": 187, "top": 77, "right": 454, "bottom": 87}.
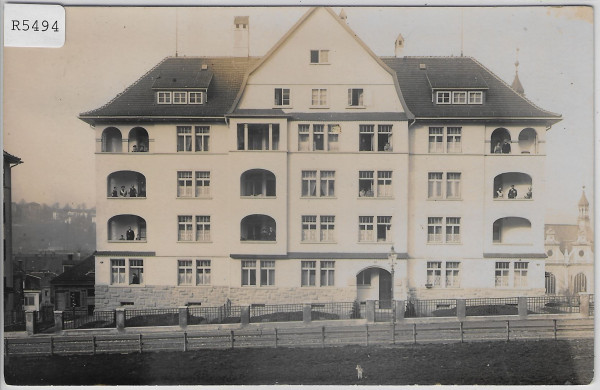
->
{"left": 511, "top": 48, "right": 525, "bottom": 96}
{"left": 576, "top": 186, "right": 591, "bottom": 244}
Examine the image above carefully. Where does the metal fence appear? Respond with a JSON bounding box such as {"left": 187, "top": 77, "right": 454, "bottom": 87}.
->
{"left": 63, "top": 311, "right": 116, "bottom": 330}
{"left": 374, "top": 300, "right": 394, "bottom": 322}
{"left": 527, "top": 296, "right": 580, "bottom": 315}
{"left": 405, "top": 299, "right": 458, "bottom": 318}
{"left": 188, "top": 305, "right": 243, "bottom": 325}
{"left": 4, "top": 311, "right": 26, "bottom": 332}
{"left": 465, "top": 297, "right": 519, "bottom": 316}
{"left": 310, "top": 302, "right": 358, "bottom": 321}
{"left": 34, "top": 305, "right": 55, "bottom": 332}
{"left": 124, "top": 308, "right": 180, "bottom": 327}
{"left": 250, "top": 304, "right": 304, "bottom": 323}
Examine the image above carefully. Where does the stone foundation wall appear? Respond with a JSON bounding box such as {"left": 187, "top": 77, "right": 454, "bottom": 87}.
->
{"left": 410, "top": 287, "right": 546, "bottom": 300}
{"left": 228, "top": 287, "right": 356, "bottom": 305}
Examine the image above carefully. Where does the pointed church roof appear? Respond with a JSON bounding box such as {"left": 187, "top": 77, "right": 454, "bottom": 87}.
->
{"left": 579, "top": 189, "right": 589, "bottom": 207}
{"left": 511, "top": 71, "right": 525, "bottom": 95}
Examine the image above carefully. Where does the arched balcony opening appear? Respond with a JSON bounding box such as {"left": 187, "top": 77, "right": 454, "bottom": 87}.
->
{"left": 493, "top": 172, "right": 532, "bottom": 199}
{"left": 492, "top": 217, "right": 531, "bottom": 244}
{"left": 240, "top": 214, "right": 276, "bottom": 241}
{"left": 545, "top": 272, "right": 556, "bottom": 295}
{"left": 107, "top": 215, "right": 147, "bottom": 242}
{"left": 356, "top": 267, "right": 392, "bottom": 308}
{"left": 101, "top": 127, "right": 122, "bottom": 153}
{"left": 518, "top": 128, "right": 537, "bottom": 154}
{"left": 490, "top": 128, "right": 512, "bottom": 154}
{"left": 107, "top": 171, "right": 146, "bottom": 198}
{"left": 573, "top": 272, "right": 587, "bottom": 293}
{"left": 240, "top": 169, "right": 276, "bottom": 197}
{"left": 128, "top": 127, "right": 149, "bottom": 152}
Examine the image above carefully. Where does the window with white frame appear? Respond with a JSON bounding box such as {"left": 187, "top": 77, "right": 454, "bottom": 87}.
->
{"left": 313, "top": 125, "right": 324, "bottom": 150}
{"left": 189, "top": 91, "right": 204, "bottom": 104}
{"left": 377, "top": 216, "right": 392, "bottom": 242}
{"left": 357, "top": 270, "right": 371, "bottom": 286}
{"left": 302, "top": 216, "right": 317, "bottom": 242}
{"left": 177, "top": 171, "right": 193, "bottom": 197}
{"left": 359, "top": 125, "right": 375, "bottom": 151}
{"left": 311, "top": 89, "right": 328, "bottom": 106}
{"left": 241, "top": 260, "right": 257, "bottom": 286}
{"left": 445, "top": 217, "right": 461, "bottom": 243}
{"left": 301, "top": 261, "right": 317, "bottom": 286}
{"left": 177, "top": 126, "right": 192, "bottom": 152}
{"left": 195, "top": 216, "right": 211, "bottom": 242}
{"left": 447, "top": 127, "right": 462, "bottom": 153}
{"left": 348, "top": 88, "right": 364, "bottom": 107}
{"left": 446, "top": 173, "right": 461, "bottom": 199}
{"left": 429, "top": 127, "right": 444, "bottom": 153}
{"left": 310, "top": 50, "right": 329, "bottom": 64}
{"left": 177, "top": 171, "right": 210, "bottom": 198}
{"left": 359, "top": 124, "right": 393, "bottom": 152}
{"left": 196, "top": 260, "right": 211, "bottom": 285}
{"left": 429, "top": 127, "right": 462, "bottom": 153}
{"left": 358, "top": 216, "right": 374, "bottom": 242}
{"left": 436, "top": 91, "right": 451, "bottom": 104}
{"left": 328, "top": 124, "right": 340, "bottom": 151}
{"left": 298, "top": 125, "right": 310, "bottom": 151}
{"left": 302, "top": 170, "right": 335, "bottom": 197}
{"left": 195, "top": 126, "right": 210, "bottom": 152}
{"left": 514, "top": 262, "right": 528, "bottom": 288}
{"left": 495, "top": 262, "right": 510, "bottom": 287}
{"left": 468, "top": 91, "right": 483, "bottom": 104}
{"left": 157, "top": 91, "right": 172, "bottom": 104}
{"left": 427, "top": 217, "right": 443, "bottom": 243}
{"left": 177, "top": 126, "right": 210, "bottom": 152}
{"left": 302, "top": 215, "right": 335, "bottom": 242}
{"left": 426, "top": 261, "right": 442, "bottom": 287}
{"left": 173, "top": 91, "right": 187, "bottom": 104}
{"left": 178, "top": 260, "right": 193, "bottom": 285}
{"left": 129, "top": 259, "right": 144, "bottom": 284}
{"left": 298, "top": 124, "right": 339, "bottom": 151}
{"left": 111, "top": 259, "right": 126, "bottom": 285}
{"left": 320, "top": 216, "right": 335, "bottom": 242}
{"left": 260, "top": 260, "right": 275, "bottom": 286}
{"left": 452, "top": 91, "right": 467, "bottom": 104}
{"left": 428, "top": 173, "right": 443, "bottom": 199}
{"left": 195, "top": 171, "right": 210, "bottom": 197}
{"left": 320, "top": 261, "right": 335, "bottom": 286}
{"left": 436, "top": 90, "right": 484, "bottom": 105}
{"left": 428, "top": 172, "right": 461, "bottom": 199}
{"left": 178, "top": 216, "right": 193, "bottom": 241}
{"left": 274, "top": 88, "right": 291, "bottom": 106}
{"left": 445, "top": 262, "right": 461, "bottom": 287}
{"left": 359, "top": 171, "right": 374, "bottom": 197}
{"left": 378, "top": 125, "right": 393, "bottom": 151}
{"left": 377, "top": 171, "right": 393, "bottom": 197}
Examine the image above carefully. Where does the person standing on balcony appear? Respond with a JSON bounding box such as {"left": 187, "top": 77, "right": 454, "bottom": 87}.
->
{"left": 493, "top": 142, "right": 502, "bottom": 153}
{"left": 501, "top": 139, "right": 511, "bottom": 154}
{"left": 508, "top": 185, "right": 518, "bottom": 199}
{"left": 111, "top": 186, "right": 118, "bottom": 197}
{"left": 129, "top": 185, "right": 137, "bottom": 197}
{"left": 126, "top": 226, "right": 135, "bottom": 240}
{"left": 119, "top": 185, "right": 127, "bottom": 197}
{"left": 496, "top": 187, "right": 504, "bottom": 198}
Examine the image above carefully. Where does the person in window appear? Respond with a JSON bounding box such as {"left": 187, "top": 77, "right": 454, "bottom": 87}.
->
{"left": 524, "top": 187, "right": 532, "bottom": 199}
{"left": 119, "top": 234, "right": 125, "bottom": 240}
{"left": 119, "top": 186, "right": 127, "bottom": 197}
{"left": 111, "top": 187, "right": 118, "bottom": 197}
{"left": 501, "top": 139, "right": 511, "bottom": 154}
{"left": 131, "top": 273, "right": 140, "bottom": 284}
{"left": 496, "top": 187, "right": 504, "bottom": 198}
{"left": 126, "top": 226, "right": 135, "bottom": 240}
{"left": 493, "top": 142, "right": 502, "bottom": 153}
{"left": 139, "top": 144, "right": 146, "bottom": 152}
{"left": 508, "top": 185, "right": 518, "bottom": 199}
{"left": 129, "top": 185, "right": 137, "bottom": 197}
{"left": 384, "top": 142, "right": 391, "bottom": 151}
{"left": 132, "top": 145, "right": 138, "bottom": 152}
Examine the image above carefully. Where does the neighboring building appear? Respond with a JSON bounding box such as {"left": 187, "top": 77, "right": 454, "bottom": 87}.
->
{"left": 79, "top": 7, "right": 562, "bottom": 309}
{"left": 545, "top": 189, "right": 594, "bottom": 295}
{"left": 3, "top": 150, "right": 22, "bottom": 311}
{"left": 51, "top": 255, "right": 96, "bottom": 312}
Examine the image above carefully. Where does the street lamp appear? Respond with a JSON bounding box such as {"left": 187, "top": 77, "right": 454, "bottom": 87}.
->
{"left": 388, "top": 246, "right": 397, "bottom": 321}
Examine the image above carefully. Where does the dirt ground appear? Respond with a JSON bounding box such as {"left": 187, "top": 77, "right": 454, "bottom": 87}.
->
{"left": 3, "top": 339, "right": 593, "bottom": 385}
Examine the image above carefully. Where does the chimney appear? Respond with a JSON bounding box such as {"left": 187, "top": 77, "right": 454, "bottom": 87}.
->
{"left": 395, "top": 33, "right": 404, "bottom": 57}
{"left": 233, "top": 16, "right": 249, "bottom": 57}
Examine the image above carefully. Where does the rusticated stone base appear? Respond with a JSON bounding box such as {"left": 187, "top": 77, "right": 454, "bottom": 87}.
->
{"left": 228, "top": 287, "right": 356, "bottom": 305}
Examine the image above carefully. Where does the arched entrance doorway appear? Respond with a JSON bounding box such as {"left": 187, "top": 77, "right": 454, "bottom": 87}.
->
{"left": 356, "top": 267, "right": 392, "bottom": 308}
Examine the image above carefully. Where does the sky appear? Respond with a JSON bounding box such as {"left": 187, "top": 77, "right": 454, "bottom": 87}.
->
{"left": 2, "top": 5, "right": 594, "bottom": 224}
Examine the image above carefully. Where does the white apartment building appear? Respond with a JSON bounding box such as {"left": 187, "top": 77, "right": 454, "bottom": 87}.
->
{"left": 79, "top": 7, "right": 561, "bottom": 309}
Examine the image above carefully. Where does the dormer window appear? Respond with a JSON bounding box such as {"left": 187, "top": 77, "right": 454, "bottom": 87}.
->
{"left": 436, "top": 91, "right": 450, "bottom": 104}
{"left": 157, "top": 91, "right": 206, "bottom": 105}
{"left": 468, "top": 91, "right": 483, "bottom": 104}
{"left": 157, "top": 91, "right": 172, "bottom": 104}
{"left": 452, "top": 91, "right": 467, "bottom": 104}
{"left": 173, "top": 92, "right": 187, "bottom": 104}
{"left": 436, "top": 90, "right": 484, "bottom": 105}
{"left": 189, "top": 92, "right": 205, "bottom": 104}
{"left": 310, "top": 50, "right": 329, "bottom": 64}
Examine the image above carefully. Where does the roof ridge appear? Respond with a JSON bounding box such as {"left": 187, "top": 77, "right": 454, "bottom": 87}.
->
{"left": 470, "top": 57, "right": 561, "bottom": 118}
{"left": 79, "top": 57, "right": 171, "bottom": 116}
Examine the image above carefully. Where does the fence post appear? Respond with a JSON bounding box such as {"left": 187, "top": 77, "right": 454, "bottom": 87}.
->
{"left": 365, "top": 324, "right": 369, "bottom": 346}
{"left": 92, "top": 336, "right": 96, "bottom": 355}
{"left": 116, "top": 308, "right": 126, "bottom": 332}
{"left": 395, "top": 300, "right": 405, "bottom": 322}
{"left": 321, "top": 326, "right": 326, "bottom": 348}
{"left": 274, "top": 328, "right": 278, "bottom": 348}
{"left": 456, "top": 299, "right": 466, "bottom": 320}
{"left": 506, "top": 320, "right": 510, "bottom": 342}
{"left": 518, "top": 297, "right": 528, "bottom": 319}
{"left": 138, "top": 334, "right": 143, "bottom": 353}
{"left": 178, "top": 306, "right": 189, "bottom": 329}
{"left": 4, "top": 339, "right": 9, "bottom": 363}
{"left": 230, "top": 330, "right": 235, "bottom": 349}
{"left": 579, "top": 294, "right": 590, "bottom": 318}
{"left": 241, "top": 306, "right": 250, "bottom": 326}
{"left": 183, "top": 332, "right": 188, "bottom": 352}
{"left": 49, "top": 336, "right": 54, "bottom": 356}
{"left": 412, "top": 323, "right": 417, "bottom": 344}
{"left": 53, "top": 311, "right": 63, "bottom": 333}
{"left": 392, "top": 321, "right": 396, "bottom": 344}
{"left": 366, "top": 300, "right": 376, "bottom": 323}
{"left": 303, "top": 303, "right": 312, "bottom": 324}
{"left": 459, "top": 321, "right": 464, "bottom": 343}
{"left": 25, "top": 310, "right": 36, "bottom": 336}
{"left": 553, "top": 319, "right": 558, "bottom": 341}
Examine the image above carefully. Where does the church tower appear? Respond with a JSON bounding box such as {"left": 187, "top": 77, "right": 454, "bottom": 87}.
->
{"left": 511, "top": 48, "right": 525, "bottom": 96}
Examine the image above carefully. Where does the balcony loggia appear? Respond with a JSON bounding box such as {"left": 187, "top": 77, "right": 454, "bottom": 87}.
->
{"left": 107, "top": 171, "right": 146, "bottom": 198}
{"left": 493, "top": 172, "right": 532, "bottom": 200}
{"left": 240, "top": 214, "right": 276, "bottom": 242}
{"left": 492, "top": 217, "right": 531, "bottom": 245}
{"left": 240, "top": 169, "right": 276, "bottom": 197}
{"left": 108, "top": 214, "right": 147, "bottom": 242}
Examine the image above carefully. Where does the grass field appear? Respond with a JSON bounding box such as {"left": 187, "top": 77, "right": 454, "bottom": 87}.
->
{"left": 3, "top": 339, "right": 593, "bottom": 385}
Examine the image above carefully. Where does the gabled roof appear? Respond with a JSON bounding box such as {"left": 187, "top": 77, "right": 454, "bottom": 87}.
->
{"left": 79, "top": 57, "right": 259, "bottom": 124}
{"left": 382, "top": 56, "right": 561, "bottom": 122}
{"left": 51, "top": 255, "right": 95, "bottom": 286}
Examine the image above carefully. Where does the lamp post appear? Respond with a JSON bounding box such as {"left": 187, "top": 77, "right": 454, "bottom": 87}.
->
{"left": 388, "top": 246, "right": 397, "bottom": 322}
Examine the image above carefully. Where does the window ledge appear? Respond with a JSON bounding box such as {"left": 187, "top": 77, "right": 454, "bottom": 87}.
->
{"left": 493, "top": 198, "right": 533, "bottom": 201}
{"left": 108, "top": 240, "right": 147, "bottom": 243}
{"left": 492, "top": 243, "right": 533, "bottom": 246}
{"left": 309, "top": 106, "right": 330, "bottom": 109}
{"left": 177, "top": 196, "right": 213, "bottom": 200}
{"left": 426, "top": 242, "right": 462, "bottom": 245}
{"left": 300, "top": 196, "right": 337, "bottom": 200}
{"left": 240, "top": 241, "right": 278, "bottom": 244}
{"left": 108, "top": 197, "right": 147, "bottom": 200}
{"left": 346, "top": 106, "right": 366, "bottom": 109}
{"left": 273, "top": 106, "right": 293, "bottom": 109}
{"left": 357, "top": 241, "right": 394, "bottom": 245}
{"left": 427, "top": 198, "right": 462, "bottom": 201}
{"left": 300, "top": 241, "right": 338, "bottom": 244}
{"left": 309, "top": 63, "right": 330, "bottom": 65}
{"left": 241, "top": 196, "right": 277, "bottom": 199}
{"left": 177, "top": 241, "right": 213, "bottom": 244}
{"left": 357, "top": 196, "right": 394, "bottom": 200}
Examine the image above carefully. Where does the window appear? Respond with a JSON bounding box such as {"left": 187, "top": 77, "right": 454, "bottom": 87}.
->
{"left": 302, "top": 216, "right": 317, "bottom": 242}
{"left": 302, "top": 170, "right": 335, "bottom": 197}
{"left": 178, "top": 260, "right": 193, "bottom": 285}
{"left": 189, "top": 92, "right": 204, "bottom": 104}
{"left": 446, "top": 173, "right": 461, "bottom": 199}
{"left": 129, "top": 259, "right": 143, "bottom": 285}
{"left": 177, "top": 171, "right": 210, "bottom": 198}
{"left": 445, "top": 217, "right": 461, "bottom": 243}
{"left": 359, "top": 125, "right": 374, "bottom": 151}
{"left": 357, "top": 270, "right": 371, "bottom": 286}
{"left": 436, "top": 91, "right": 450, "bottom": 104}
{"left": 241, "top": 260, "right": 257, "bottom": 286}
{"left": 313, "top": 125, "right": 324, "bottom": 150}
{"left": 445, "top": 262, "right": 461, "bottom": 287}
{"left": 320, "top": 261, "right": 335, "bottom": 286}
{"left": 260, "top": 261, "right": 275, "bottom": 286}
{"left": 428, "top": 173, "right": 443, "bottom": 199}
{"left": 301, "top": 261, "right": 317, "bottom": 286}
{"left": 24, "top": 296, "right": 35, "bottom": 306}
{"left": 310, "top": 49, "right": 329, "bottom": 64}
{"left": 359, "top": 170, "right": 393, "bottom": 197}
{"left": 348, "top": 88, "right": 364, "bottom": 106}
{"left": 428, "top": 172, "right": 461, "bottom": 199}
{"left": 428, "top": 127, "right": 444, "bottom": 153}
{"left": 574, "top": 273, "right": 587, "bottom": 293}
{"left": 178, "top": 216, "right": 193, "bottom": 241}
{"left": 196, "top": 171, "right": 210, "bottom": 197}
{"left": 195, "top": 216, "right": 211, "bottom": 242}
{"left": 427, "top": 217, "right": 443, "bottom": 243}
{"left": 427, "top": 262, "right": 442, "bottom": 287}
{"left": 157, "top": 91, "right": 172, "bottom": 104}
{"left": 327, "top": 124, "right": 340, "bottom": 151}
{"left": 298, "top": 124, "right": 339, "bottom": 151}
{"left": 177, "top": 126, "right": 192, "bottom": 152}
{"left": 274, "top": 88, "right": 290, "bottom": 106}
{"left": 377, "top": 171, "right": 393, "bottom": 198}
{"left": 359, "top": 171, "right": 374, "bottom": 197}
{"left": 495, "top": 262, "right": 509, "bottom": 287}
{"left": 320, "top": 216, "right": 335, "bottom": 242}
{"left": 196, "top": 260, "right": 211, "bottom": 285}
{"left": 468, "top": 91, "right": 483, "bottom": 104}
{"left": 173, "top": 91, "right": 187, "bottom": 104}
{"left": 514, "top": 262, "right": 528, "bottom": 288}
{"left": 237, "top": 124, "right": 279, "bottom": 151}
{"left": 177, "top": 171, "right": 193, "bottom": 197}
{"left": 358, "top": 216, "right": 374, "bottom": 242}
{"left": 446, "top": 127, "right": 462, "bottom": 153}
{"left": 111, "top": 259, "right": 126, "bottom": 285}
{"left": 377, "top": 216, "right": 392, "bottom": 242}
{"left": 311, "top": 89, "right": 327, "bottom": 106}
{"left": 378, "top": 125, "right": 393, "bottom": 151}
{"left": 298, "top": 125, "right": 310, "bottom": 151}
{"left": 452, "top": 91, "right": 467, "bottom": 104}
{"left": 195, "top": 126, "right": 210, "bottom": 152}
